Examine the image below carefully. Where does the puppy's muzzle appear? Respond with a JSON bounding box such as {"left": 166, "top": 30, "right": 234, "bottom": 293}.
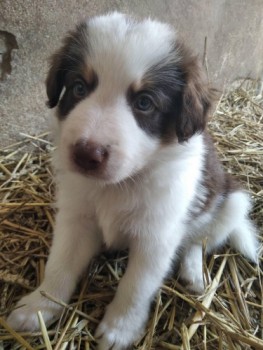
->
{"left": 71, "top": 139, "right": 109, "bottom": 175}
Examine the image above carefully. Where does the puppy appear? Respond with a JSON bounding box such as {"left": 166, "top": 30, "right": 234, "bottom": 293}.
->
{"left": 8, "top": 12, "right": 258, "bottom": 349}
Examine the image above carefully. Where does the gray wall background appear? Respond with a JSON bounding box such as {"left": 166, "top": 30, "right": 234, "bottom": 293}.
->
{"left": 0, "top": 0, "right": 263, "bottom": 146}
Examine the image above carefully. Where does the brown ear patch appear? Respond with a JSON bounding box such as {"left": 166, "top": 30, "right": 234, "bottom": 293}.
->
{"left": 45, "top": 22, "right": 89, "bottom": 109}
{"left": 46, "top": 50, "right": 65, "bottom": 108}
{"left": 175, "top": 43, "right": 216, "bottom": 142}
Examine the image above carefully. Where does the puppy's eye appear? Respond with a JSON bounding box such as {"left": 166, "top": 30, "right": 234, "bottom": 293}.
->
{"left": 134, "top": 94, "right": 154, "bottom": 112}
{"left": 73, "top": 80, "right": 87, "bottom": 98}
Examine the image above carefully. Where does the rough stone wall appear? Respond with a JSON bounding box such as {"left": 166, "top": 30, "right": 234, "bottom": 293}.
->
{"left": 0, "top": 0, "right": 262, "bottom": 146}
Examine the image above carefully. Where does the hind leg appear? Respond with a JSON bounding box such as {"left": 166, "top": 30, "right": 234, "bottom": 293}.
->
{"left": 206, "top": 191, "right": 258, "bottom": 262}
{"left": 180, "top": 191, "right": 258, "bottom": 293}
{"left": 229, "top": 219, "right": 258, "bottom": 262}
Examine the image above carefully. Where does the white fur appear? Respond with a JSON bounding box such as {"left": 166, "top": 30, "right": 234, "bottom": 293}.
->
{"left": 7, "top": 13, "right": 258, "bottom": 350}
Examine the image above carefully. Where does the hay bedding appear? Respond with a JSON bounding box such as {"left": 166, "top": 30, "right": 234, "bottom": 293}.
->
{"left": 0, "top": 79, "right": 262, "bottom": 349}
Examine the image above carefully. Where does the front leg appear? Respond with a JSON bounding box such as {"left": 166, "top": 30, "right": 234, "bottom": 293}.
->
{"left": 7, "top": 208, "right": 101, "bottom": 331}
{"left": 96, "top": 225, "right": 183, "bottom": 350}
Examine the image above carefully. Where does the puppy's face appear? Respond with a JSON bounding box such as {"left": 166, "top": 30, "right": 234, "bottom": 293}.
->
{"left": 46, "top": 13, "right": 212, "bottom": 183}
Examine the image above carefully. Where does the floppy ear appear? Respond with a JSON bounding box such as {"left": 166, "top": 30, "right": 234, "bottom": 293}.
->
{"left": 46, "top": 49, "right": 66, "bottom": 109}
{"left": 175, "top": 49, "right": 214, "bottom": 142}
{"left": 46, "top": 22, "right": 89, "bottom": 109}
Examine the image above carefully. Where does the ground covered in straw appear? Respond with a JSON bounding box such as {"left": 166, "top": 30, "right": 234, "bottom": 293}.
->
{"left": 0, "top": 79, "right": 262, "bottom": 349}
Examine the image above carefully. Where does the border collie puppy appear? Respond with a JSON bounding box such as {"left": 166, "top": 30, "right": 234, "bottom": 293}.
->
{"left": 8, "top": 12, "right": 258, "bottom": 350}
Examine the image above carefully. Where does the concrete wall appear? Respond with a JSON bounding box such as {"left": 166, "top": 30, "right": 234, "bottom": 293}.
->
{"left": 0, "top": 0, "right": 263, "bottom": 146}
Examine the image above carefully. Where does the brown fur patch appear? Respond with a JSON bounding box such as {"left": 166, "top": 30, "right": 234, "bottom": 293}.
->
{"left": 189, "top": 132, "right": 241, "bottom": 218}
{"left": 127, "top": 41, "right": 216, "bottom": 143}
{"left": 45, "top": 22, "right": 90, "bottom": 111}
{"left": 173, "top": 42, "right": 216, "bottom": 142}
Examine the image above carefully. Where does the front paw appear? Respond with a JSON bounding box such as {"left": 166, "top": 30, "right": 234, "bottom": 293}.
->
{"left": 180, "top": 245, "right": 207, "bottom": 294}
{"left": 95, "top": 303, "right": 146, "bottom": 350}
{"left": 7, "top": 289, "right": 62, "bottom": 332}
{"left": 180, "top": 261, "right": 206, "bottom": 294}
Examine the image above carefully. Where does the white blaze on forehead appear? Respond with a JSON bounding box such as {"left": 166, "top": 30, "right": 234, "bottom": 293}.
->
{"left": 86, "top": 12, "right": 177, "bottom": 86}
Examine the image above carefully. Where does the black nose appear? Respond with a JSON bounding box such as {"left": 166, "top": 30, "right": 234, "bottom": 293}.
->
{"left": 71, "top": 140, "right": 109, "bottom": 172}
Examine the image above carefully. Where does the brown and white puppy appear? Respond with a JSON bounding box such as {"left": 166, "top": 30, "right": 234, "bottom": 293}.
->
{"left": 8, "top": 12, "right": 258, "bottom": 350}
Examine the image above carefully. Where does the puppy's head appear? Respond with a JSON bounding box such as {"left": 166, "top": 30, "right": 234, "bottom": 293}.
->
{"left": 46, "top": 12, "right": 213, "bottom": 183}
